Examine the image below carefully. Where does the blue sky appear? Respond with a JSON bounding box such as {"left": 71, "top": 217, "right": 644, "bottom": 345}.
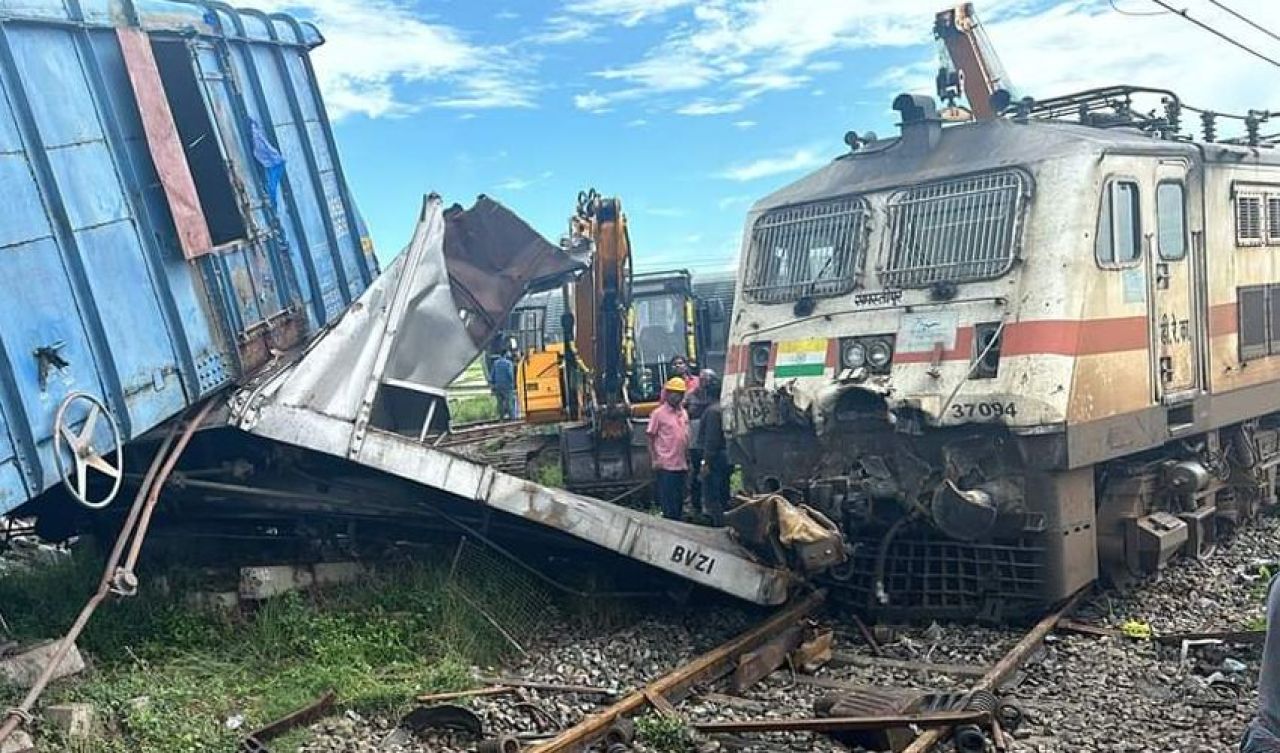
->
{"left": 268, "top": 0, "right": 1280, "bottom": 273}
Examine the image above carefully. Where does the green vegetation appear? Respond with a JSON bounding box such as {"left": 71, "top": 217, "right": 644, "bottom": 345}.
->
{"left": 449, "top": 395, "right": 499, "bottom": 424}
{"left": 635, "top": 713, "right": 695, "bottom": 753}
{"left": 0, "top": 550, "right": 527, "bottom": 752}
{"left": 532, "top": 457, "right": 564, "bottom": 488}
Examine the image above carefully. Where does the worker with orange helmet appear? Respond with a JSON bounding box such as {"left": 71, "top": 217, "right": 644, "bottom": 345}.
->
{"left": 647, "top": 376, "right": 691, "bottom": 520}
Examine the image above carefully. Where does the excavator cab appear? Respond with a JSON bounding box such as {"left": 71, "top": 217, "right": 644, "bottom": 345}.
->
{"left": 627, "top": 271, "right": 700, "bottom": 416}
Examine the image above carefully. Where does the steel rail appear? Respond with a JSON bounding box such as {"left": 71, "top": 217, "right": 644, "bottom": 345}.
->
{"left": 524, "top": 589, "right": 826, "bottom": 753}
{"left": 899, "top": 589, "right": 1086, "bottom": 753}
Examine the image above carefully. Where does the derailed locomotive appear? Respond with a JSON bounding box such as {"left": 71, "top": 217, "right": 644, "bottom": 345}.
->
{"left": 725, "top": 89, "right": 1280, "bottom": 618}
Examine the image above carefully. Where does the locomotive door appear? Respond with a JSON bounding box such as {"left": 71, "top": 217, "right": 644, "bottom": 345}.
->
{"left": 1149, "top": 161, "right": 1199, "bottom": 403}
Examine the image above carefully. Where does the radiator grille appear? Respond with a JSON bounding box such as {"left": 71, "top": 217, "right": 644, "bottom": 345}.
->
{"left": 744, "top": 195, "right": 868, "bottom": 303}
{"left": 882, "top": 170, "right": 1028, "bottom": 288}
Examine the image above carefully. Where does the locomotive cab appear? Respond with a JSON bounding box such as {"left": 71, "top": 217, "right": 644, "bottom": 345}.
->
{"left": 726, "top": 89, "right": 1280, "bottom": 619}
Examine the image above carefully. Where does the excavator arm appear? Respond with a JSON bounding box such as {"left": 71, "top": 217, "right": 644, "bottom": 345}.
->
{"left": 568, "top": 189, "right": 633, "bottom": 438}
{"left": 934, "top": 3, "right": 1014, "bottom": 120}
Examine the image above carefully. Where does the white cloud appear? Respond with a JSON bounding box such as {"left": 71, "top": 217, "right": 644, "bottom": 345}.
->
{"left": 627, "top": 118, "right": 649, "bottom": 127}
{"left": 565, "top": 0, "right": 696, "bottom": 26}
{"left": 573, "top": 91, "right": 614, "bottom": 112}
{"left": 807, "top": 60, "right": 843, "bottom": 73}
{"left": 980, "top": 0, "right": 1280, "bottom": 118}
{"left": 717, "top": 194, "right": 752, "bottom": 210}
{"left": 733, "top": 120, "right": 757, "bottom": 129}
{"left": 871, "top": 60, "right": 935, "bottom": 95}
{"left": 676, "top": 99, "right": 745, "bottom": 116}
{"left": 495, "top": 171, "right": 554, "bottom": 192}
{"left": 258, "top": 0, "right": 535, "bottom": 119}
{"left": 865, "top": 1, "right": 1280, "bottom": 134}
{"left": 567, "top": 0, "right": 973, "bottom": 116}
{"left": 717, "top": 147, "right": 829, "bottom": 182}
{"left": 528, "top": 15, "right": 599, "bottom": 44}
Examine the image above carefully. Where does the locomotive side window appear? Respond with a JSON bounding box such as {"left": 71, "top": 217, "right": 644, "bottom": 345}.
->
{"left": 1156, "top": 182, "right": 1186, "bottom": 261}
{"left": 744, "top": 195, "right": 868, "bottom": 304}
{"left": 1236, "top": 194, "right": 1264, "bottom": 246}
{"left": 1095, "top": 180, "right": 1140, "bottom": 266}
{"left": 882, "top": 170, "right": 1027, "bottom": 288}
{"left": 1269, "top": 197, "right": 1280, "bottom": 244}
{"left": 1239, "top": 285, "right": 1269, "bottom": 360}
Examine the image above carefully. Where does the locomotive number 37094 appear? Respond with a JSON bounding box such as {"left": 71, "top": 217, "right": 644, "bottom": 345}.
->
{"left": 950, "top": 401, "right": 1018, "bottom": 419}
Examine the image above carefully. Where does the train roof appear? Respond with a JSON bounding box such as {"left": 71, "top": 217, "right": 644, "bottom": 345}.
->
{"left": 0, "top": 0, "right": 325, "bottom": 48}
{"left": 754, "top": 113, "right": 1280, "bottom": 215}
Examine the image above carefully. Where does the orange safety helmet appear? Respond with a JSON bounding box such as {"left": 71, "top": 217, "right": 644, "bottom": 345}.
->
{"left": 663, "top": 376, "right": 687, "bottom": 393}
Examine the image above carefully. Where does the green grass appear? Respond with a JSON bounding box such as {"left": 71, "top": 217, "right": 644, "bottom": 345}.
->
{"left": 449, "top": 395, "right": 499, "bottom": 425}
{"left": 0, "top": 550, "right": 529, "bottom": 752}
{"left": 532, "top": 457, "right": 564, "bottom": 488}
{"left": 635, "top": 713, "right": 695, "bottom": 753}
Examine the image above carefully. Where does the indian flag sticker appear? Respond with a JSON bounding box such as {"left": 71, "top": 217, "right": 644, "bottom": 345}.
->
{"left": 774, "top": 338, "right": 828, "bottom": 378}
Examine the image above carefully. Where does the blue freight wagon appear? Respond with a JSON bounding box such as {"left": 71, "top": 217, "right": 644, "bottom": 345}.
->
{"left": 0, "top": 0, "right": 377, "bottom": 516}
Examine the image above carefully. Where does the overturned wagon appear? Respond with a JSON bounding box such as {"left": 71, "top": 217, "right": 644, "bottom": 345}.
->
{"left": 1, "top": 0, "right": 374, "bottom": 519}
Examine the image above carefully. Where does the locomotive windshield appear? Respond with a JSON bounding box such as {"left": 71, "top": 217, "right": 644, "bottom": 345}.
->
{"left": 743, "top": 195, "right": 867, "bottom": 303}
{"left": 881, "top": 169, "right": 1028, "bottom": 288}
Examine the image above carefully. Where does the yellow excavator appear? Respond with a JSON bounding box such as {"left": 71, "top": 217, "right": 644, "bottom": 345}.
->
{"left": 516, "top": 189, "right": 706, "bottom": 497}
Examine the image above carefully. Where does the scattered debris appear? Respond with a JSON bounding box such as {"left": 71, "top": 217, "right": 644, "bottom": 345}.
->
{"left": 827, "top": 651, "right": 990, "bottom": 678}
{"left": 730, "top": 624, "right": 803, "bottom": 692}
{"left": 692, "top": 709, "right": 989, "bottom": 735}
{"left": 0, "top": 730, "right": 33, "bottom": 753}
{"left": 524, "top": 590, "right": 826, "bottom": 752}
{"left": 239, "top": 562, "right": 367, "bottom": 601}
{"left": 240, "top": 690, "right": 335, "bottom": 753}
{"left": 0, "top": 641, "right": 85, "bottom": 688}
{"left": 43, "top": 703, "right": 96, "bottom": 740}
{"left": 790, "top": 629, "right": 835, "bottom": 673}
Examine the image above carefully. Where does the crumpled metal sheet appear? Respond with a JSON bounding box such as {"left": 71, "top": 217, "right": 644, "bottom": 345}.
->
{"left": 243, "top": 194, "right": 583, "bottom": 423}
{"left": 443, "top": 195, "right": 589, "bottom": 348}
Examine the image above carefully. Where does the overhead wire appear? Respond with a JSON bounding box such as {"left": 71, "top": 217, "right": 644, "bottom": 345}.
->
{"left": 1147, "top": 0, "right": 1280, "bottom": 70}
{"left": 1109, "top": 0, "right": 1167, "bottom": 16}
{"left": 1204, "top": 0, "right": 1280, "bottom": 44}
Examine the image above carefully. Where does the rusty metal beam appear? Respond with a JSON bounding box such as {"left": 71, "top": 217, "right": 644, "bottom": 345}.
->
{"left": 900, "top": 590, "right": 1085, "bottom": 753}
{"left": 731, "top": 624, "right": 803, "bottom": 692}
{"left": 525, "top": 590, "right": 826, "bottom": 753}
{"left": 242, "top": 690, "right": 336, "bottom": 749}
{"left": 693, "top": 710, "right": 988, "bottom": 735}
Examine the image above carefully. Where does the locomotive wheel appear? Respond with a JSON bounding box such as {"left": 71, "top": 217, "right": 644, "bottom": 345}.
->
{"left": 53, "top": 391, "right": 124, "bottom": 510}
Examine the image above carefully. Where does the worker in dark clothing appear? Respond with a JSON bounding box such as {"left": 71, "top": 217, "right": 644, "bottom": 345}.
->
{"left": 491, "top": 350, "right": 516, "bottom": 421}
{"left": 1243, "top": 573, "right": 1280, "bottom": 752}
{"left": 697, "top": 374, "right": 731, "bottom": 527}
{"left": 685, "top": 368, "right": 716, "bottom": 509}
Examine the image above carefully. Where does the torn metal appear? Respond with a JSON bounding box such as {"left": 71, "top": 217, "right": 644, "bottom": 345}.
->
{"left": 230, "top": 196, "right": 796, "bottom": 606}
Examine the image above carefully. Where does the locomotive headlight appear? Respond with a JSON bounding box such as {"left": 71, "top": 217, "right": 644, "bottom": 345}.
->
{"left": 867, "top": 339, "right": 893, "bottom": 369}
{"left": 750, "top": 343, "right": 771, "bottom": 368}
{"left": 841, "top": 341, "right": 867, "bottom": 368}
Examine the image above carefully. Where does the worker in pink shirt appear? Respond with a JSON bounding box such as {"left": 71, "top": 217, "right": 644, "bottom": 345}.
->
{"left": 647, "top": 377, "right": 691, "bottom": 520}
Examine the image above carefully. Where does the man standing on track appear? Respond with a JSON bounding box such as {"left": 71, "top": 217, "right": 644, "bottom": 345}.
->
{"left": 647, "top": 377, "right": 690, "bottom": 521}
{"left": 1244, "top": 574, "right": 1280, "bottom": 752}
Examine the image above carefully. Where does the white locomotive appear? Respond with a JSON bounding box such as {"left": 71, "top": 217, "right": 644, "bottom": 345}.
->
{"left": 725, "top": 88, "right": 1280, "bottom": 618}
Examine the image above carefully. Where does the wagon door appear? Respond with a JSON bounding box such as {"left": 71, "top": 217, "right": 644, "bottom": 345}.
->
{"left": 149, "top": 36, "right": 302, "bottom": 373}
{"left": 1149, "top": 161, "right": 1200, "bottom": 405}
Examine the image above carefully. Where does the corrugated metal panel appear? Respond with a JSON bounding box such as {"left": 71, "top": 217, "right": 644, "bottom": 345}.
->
{"left": 0, "top": 0, "right": 376, "bottom": 514}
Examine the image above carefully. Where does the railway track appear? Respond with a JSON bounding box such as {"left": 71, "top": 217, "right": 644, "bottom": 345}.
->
{"left": 291, "top": 513, "right": 1275, "bottom": 753}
